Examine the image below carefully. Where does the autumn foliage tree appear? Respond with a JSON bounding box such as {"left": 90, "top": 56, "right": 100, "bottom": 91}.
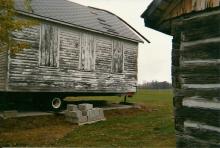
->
{"left": 0, "top": 0, "right": 35, "bottom": 53}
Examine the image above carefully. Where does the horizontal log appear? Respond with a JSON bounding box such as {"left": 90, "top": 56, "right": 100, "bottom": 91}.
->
{"left": 184, "top": 121, "right": 220, "bottom": 143}
{"left": 176, "top": 134, "right": 220, "bottom": 148}
{"left": 176, "top": 88, "right": 220, "bottom": 99}
{"left": 180, "top": 60, "right": 220, "bottom": 75}
{"left": 181, "top": 74, "right": 220, "bottom": 84}
{"left": 182, "top": 12, "right": 220, "bottom": 42}
{"left": 181, "top": 41, "right": 220, "bottom": 60}
{"left": 183, "top": 97, "right": 220, "bottom": 109}
{"left": 183, "top": 84, "right": 220, "bottom": 89}
{"left": 176, "top": 107, "right": 220, "bottom": 127}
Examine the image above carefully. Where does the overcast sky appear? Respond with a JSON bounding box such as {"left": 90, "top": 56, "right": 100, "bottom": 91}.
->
{"left": 69, "top": 0, "right": 173, "bottom": 84}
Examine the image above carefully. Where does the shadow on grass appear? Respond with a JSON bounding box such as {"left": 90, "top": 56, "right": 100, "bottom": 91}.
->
{"left": 65, "top": 100, "right": 109, "bottom": 107}
{"left": 0, "top": 99, "right": 114, "bottom": 112}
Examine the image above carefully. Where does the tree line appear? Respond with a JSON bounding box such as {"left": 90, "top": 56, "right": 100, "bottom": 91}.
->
{"left": 138, "top": 81, "right": 172, "bottom": 89}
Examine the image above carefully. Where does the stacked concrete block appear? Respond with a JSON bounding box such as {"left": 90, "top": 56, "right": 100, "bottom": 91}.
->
{"left": 78, "top": 103, "right": 93, "bottom": 111}
{"left": 65, "top": 105, "right": 87, "bottom": 124}
{"left": 87, "top": 108, "right": 97, "bottom": 122}
{"left": 98, "top": 108, "right": 105, "bottom": 120}
{"left": 65, "top": 103, "right": 105, "bottom": 125}
{"left": 67, "top": 104, "right": 78, "bottom": 111}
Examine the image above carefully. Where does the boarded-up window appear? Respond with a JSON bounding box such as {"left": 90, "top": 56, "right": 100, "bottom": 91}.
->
{"left": 95, "top": 39, "right": 112, "bottom": 73}
{"left": 112, "top": 40, "right": 123, "bottom": 73}
{"left": 40, "top": 24, "right": 59, "bottom": 67}
{"left": 80, "top": 33, "right": 95, "bottom": 71}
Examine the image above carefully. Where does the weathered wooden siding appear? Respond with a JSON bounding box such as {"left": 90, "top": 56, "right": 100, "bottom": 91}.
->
{"left": 171, "top": 10, "right": 220, "bottom": 147}
{"left": 59, "top": 28, "right": 80, "bottom": 70}
{"left": 7, "top": 21, "right": 138, "bottom": 93}
{"left": 95, "top": 36, "right": 112, "bottom": 73}
{"left": 0, "top": 46, "right": 7, "bottom": 91}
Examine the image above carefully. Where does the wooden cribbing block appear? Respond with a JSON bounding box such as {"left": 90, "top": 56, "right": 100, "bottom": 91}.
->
{"left": 3, "top": 110, "right": 18, "bottom": 119}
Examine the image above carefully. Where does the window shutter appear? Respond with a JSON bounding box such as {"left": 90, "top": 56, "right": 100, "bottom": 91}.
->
{"left": 40, "top": 24, "right": 59, "bottom": 67}
{"left": 80, "top": 33, "right": 95, "bottom": 71}
{"left": 112, "top": 40, "right": 123, "bottom": 73}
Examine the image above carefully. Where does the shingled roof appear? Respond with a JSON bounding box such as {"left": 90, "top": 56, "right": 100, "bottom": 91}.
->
{"left": 14, "top": 0, "right": 144, "bottom": 43}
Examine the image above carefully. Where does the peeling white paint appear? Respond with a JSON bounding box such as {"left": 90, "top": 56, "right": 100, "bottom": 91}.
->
{"left": 183, "top": 84, "right": 220, "bottom": 89}
{"left": 183, "top": 97, "right": 220, "bottom": 110}
{"left": 182, "top": 59, "right": 220, "bottom": 65}
{"left": 184, "top": 120, "right": 220, "bottom": 133}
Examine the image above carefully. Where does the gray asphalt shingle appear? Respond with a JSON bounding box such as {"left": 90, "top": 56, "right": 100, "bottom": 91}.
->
{"left": 14, "top": 0, "right": 142, "bottom": 42}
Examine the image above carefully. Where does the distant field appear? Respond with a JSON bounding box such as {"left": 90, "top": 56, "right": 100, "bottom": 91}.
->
{"left": 0, "top": 89, "right": 175, "bottom": 147}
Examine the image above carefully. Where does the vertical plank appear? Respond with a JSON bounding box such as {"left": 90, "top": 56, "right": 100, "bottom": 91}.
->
{"left": 81, "top": 33, "right": 86, "bottom": 70}
{"left": 95, "top": 38, "right": 112, "bottom": 72}
{"left": 51, "top": 26, "right": 58, "bottom": 67}
{"left": 40, "top": 24, "right": 45, "bottom": 66}
{"left": 80, "top": 33, "right": 95, "bottom": 71}
{"left": 89, "top": 34, "right": 95, "bottom": 70}
{"left": 112, "top": 40, "right": 123, "bottom": 73}
{"left": 40, "top": 24, "right": 58, "bottom": 67}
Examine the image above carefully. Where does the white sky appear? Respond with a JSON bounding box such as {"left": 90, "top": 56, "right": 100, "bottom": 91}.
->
{"left": 69, "top": 0, "right": 173, "bottom": 84}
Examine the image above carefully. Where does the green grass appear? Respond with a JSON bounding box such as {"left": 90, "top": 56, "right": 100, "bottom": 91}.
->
{"left": 0, "top": 89, "right": 176, "bottom": 147}
{"left": 58, "top": 89, "right": 175, "bottom": 147}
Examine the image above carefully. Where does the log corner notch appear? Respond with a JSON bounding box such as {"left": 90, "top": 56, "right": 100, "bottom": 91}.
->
{"left": 142, "top": 0, "right": 220, "bottom": 147}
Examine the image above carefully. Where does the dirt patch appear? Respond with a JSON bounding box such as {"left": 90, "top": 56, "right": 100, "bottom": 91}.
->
{"left": 0, "top": 125, "right": 73, "bottom": 146}
{"left": 0, "top": 115, "right": 75, "bottom": 147}
{"left": 104, "top": 105, "right": 153, "bottom": 118}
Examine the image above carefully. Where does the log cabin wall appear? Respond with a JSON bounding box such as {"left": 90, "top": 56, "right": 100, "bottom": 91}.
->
{"left": 0, "top": 47, "right": 7, "bottom": 91}
{"left": 7, "top": 19, "right": 138, "bottom": 93}
{"left": 171, "top": 10, "right": 220, "bottom": 147}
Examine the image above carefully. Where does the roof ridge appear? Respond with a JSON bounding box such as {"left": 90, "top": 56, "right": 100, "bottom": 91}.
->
{"left": 89, "top": 6, "right": 150, "bottom": 43}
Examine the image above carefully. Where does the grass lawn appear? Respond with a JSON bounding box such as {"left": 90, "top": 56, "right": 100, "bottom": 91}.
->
{"left": 0, "top": 89, "right": 175, "bottom": 147}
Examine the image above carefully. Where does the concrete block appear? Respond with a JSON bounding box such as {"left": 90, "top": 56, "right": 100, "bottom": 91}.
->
{"left": 65, "top": 110, "right": 82, "bottom": 118}
{"left": 82, "top": 110, "right": 89, "bottom": 116}
{"left": 3, "top": 110, "right": 18, "bottom": 119}
{"left": 87, "top": 109, "right": 95, "bottom": 122}
{"left": 95, "top": 108, "right": 105, "bottom": 120}
{"left": 67, "top": 104, "right": 78, "bottom": 111}
{"left": 94, "top": 108, "right": 100, "bottom": 120}
{"left": 87, "top": 108, "right": 101, "bottom": 122}
{"left": 78, "top": 103, "right": 93, "bottom": 111}
{"left": 79, "top": 116, "right": 88, "bottom": 123}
